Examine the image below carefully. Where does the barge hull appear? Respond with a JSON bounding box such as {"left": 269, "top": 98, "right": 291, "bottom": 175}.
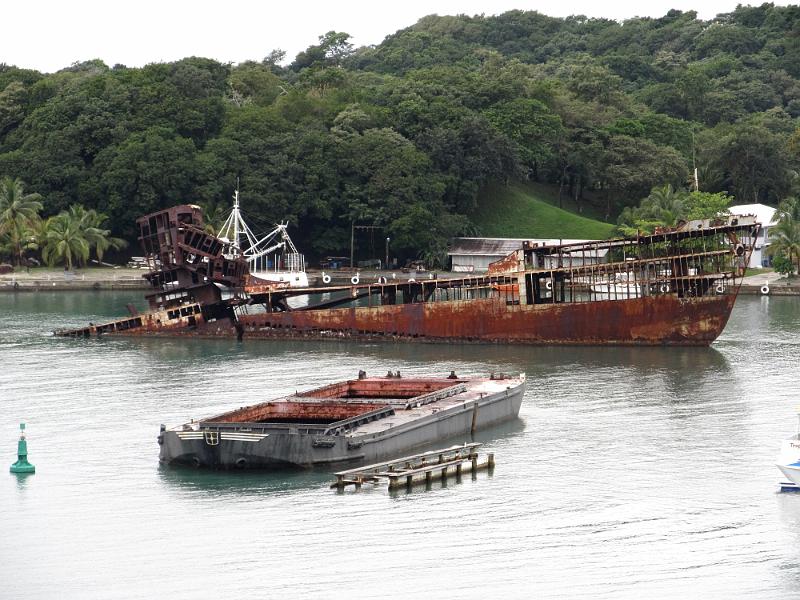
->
{"left": 159, "top": 378, "right": 524, "bottom": 469}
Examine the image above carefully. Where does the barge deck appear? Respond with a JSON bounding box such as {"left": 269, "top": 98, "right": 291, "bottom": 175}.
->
{"left": 158, "top": 372, "right": 526, "bottom": 470}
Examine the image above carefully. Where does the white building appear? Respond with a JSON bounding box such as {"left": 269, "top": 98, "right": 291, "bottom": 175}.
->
{"left": 728, "top": 204, "right": 778, "bottom": 268}
{"left": 448, "top": 237, "right": 606, "bottom": 273}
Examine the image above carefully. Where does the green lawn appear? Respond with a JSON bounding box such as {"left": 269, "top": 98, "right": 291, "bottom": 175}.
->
{"left": 471, "top": 182, "right": 617, "bottom": 239}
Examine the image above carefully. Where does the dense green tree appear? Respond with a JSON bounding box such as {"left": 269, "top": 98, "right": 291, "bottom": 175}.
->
{"left": 92, "top": 127, "right": 201, "bottom": 237}
{"left": 683, "top": 191, "right": 732, "bottom": 219}
{"left": 0, "top": 176, "right": 42, "bottom": 265}
{"left": 766, "top": 197, "right": 800, "bottom": 273}
{"left": 700, "top": 122, "right": 791, "bottom": 203}
{"left": 485, "top": 98, "right": 563, "bottom": 179}
{"left": 771, "top": 253, "right": 795, "bottom": 275}
{"left": 600, "top": 135, "right": 688, "bottom": 218}
{"left": 4, "top": 6, "right": 800, "bottom": 261}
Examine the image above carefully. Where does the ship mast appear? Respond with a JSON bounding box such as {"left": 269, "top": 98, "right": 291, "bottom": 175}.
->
{"left": 216, "top": 186, "right": 305, "bottom": 274}
{"left": 217, "top": 187, "right": 261, "bottom": 258}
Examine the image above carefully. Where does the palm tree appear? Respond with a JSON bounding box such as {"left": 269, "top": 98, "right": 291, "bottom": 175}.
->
{"left": 0, "top": 177, "right": 43, "bottom": 266}
{"left": 0, "top": 219, "right": 39, "bottom": 264}
{"left": 199, "top": 201, "right": 229, "bottom": 236}
{"left": 766, "top": 198, "right": 800, "bottom": 275}
{"left": 644, "top": 184, "right": 687, "bottom": 226}
{"left": 41, "top": 213, "right": 90, "bottom": 270}
{"left": 617, "top": 184, "right": 687, "bottom": 235}
{"left": 66, "top": 205, "right": 128, "bottom": 264}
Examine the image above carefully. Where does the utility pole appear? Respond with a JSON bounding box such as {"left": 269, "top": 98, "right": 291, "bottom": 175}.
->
{"left": 350, "top": 223, "right": 382, "bottom": 269}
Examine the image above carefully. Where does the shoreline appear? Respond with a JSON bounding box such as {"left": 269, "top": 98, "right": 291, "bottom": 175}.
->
{"left": 0, "top": 268, "right": 150, "bottom": 292}
{"left": 2, "top": 269, "right": 798, "bottom": 295}
{"left": 739, "top": 284, "right": 800, "bottom": 296}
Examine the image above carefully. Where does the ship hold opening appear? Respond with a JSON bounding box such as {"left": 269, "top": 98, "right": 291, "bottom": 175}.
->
{"left": 209, "top": 401, "right": 391, "bottom": 425}
{"left": 303, "top": 378, "right": 464, "bottom": 400}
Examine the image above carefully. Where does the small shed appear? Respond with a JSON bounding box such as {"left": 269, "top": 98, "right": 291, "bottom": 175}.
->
{"left": 448, "top": 237, "right": 606, "bottom": 273}
{"left": 448, "top": 238, "right": 526, "bottom": 272}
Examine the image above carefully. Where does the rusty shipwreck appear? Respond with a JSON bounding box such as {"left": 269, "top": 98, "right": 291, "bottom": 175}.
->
{"left": 54, "top": 204, "right": 760, "bottom": 346}
{"left": 158, "top": 371, "right": 525, "bottom": 469}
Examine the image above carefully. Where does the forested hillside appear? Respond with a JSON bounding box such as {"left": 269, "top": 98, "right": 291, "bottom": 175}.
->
{"left": 2, "top": 4, "right": 800, "bottom": 265}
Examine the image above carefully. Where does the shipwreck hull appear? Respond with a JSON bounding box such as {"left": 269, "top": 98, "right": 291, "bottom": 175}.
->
{"left": 226, "top": 293, "right": 737, "bottom": 346}
{"left": 57, "top": 283, "right": 738, "bottom": 346}
{"left": 54, "top": 208, "right": 759, "bottom": 346}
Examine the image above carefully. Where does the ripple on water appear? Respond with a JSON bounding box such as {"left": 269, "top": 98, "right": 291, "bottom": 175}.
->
{"left": 0, "top": 293, "right": 799, "bottom": 599}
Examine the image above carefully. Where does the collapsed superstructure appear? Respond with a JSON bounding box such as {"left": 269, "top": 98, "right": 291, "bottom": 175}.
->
{"left": 55, "top": 204, "right": 760, "bottom": 346}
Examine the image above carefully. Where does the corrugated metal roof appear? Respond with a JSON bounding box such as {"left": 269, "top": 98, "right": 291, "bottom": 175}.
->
{"left": 447, "top": 238, "right": 526, "bottom": 256}
{"left": 729, "top": 204, "right": 778, "bottom": 226}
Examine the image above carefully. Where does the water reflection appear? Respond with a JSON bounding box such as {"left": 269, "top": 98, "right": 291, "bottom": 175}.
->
{"left": 101, "top": 333, "right": 731, "bottom": 377}
{"left": 157, "top": 464, "right": 328, "bottom": 497}
{"left": 12, "top": 472, "right": 34, "bottom": 492}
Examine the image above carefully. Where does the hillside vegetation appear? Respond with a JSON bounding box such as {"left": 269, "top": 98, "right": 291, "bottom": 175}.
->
{"left": 3, "top": 4, "right": 800, "bottom": 265}
{"left": 472, "top": 183, "right": 617, "bottom": 239}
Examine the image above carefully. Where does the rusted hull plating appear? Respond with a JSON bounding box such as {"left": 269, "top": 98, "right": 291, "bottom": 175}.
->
{"left": 60, "top": 292, "right": 736, "bottom": 345}
{"left": 86, "top": 292, "right": 735, "bottom": 345}
{"left": 232, "top": 293, "right": 736, "bottom": 345}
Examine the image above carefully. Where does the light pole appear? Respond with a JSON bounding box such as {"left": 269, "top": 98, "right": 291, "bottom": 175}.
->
{"left": 385, "top": 237, "right": 390, "bottom": 270}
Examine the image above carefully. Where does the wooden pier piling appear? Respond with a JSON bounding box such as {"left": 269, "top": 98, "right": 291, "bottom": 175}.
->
{"left": 331, "top": 443, "right": 495, "bottom": 491}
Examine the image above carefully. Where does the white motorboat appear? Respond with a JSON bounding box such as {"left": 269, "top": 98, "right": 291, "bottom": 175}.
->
{"left": 775, "top": 412, "right": 800, "bottom": 491}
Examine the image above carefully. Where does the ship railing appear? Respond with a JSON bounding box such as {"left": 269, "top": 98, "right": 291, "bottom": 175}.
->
{"left": 520, "top": 243, "right": 745, "bottom": 304}
{"left": 322, "top": 405, "right": 396, "bottom": 436}
{"left": 199, "top": 421, "right": 330, "bottom": 435}
{"left": 403, "top": 383, "right": 467, "bottom": 410}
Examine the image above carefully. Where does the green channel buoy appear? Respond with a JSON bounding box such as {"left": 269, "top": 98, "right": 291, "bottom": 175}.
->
{"left": 10, "top": 423, "right": 35, "bottom": 474}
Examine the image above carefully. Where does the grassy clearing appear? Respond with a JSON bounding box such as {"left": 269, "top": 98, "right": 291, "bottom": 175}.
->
{"left": 471, "top": 182, "right": 617, "bottom": 239}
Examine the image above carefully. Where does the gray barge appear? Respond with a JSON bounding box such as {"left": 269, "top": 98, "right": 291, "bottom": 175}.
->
{"left": 158, "top": 372, "right": 526, "bottom": 469}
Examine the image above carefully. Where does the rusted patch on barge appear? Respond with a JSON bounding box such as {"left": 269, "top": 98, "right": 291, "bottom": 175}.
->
{"left": 54, "top": 204, "right": 760, "bottom": 346}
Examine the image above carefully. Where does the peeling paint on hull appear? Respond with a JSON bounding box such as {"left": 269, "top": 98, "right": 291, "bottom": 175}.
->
{"left": 104, "top": 294, "right": 735, "bottom": 346}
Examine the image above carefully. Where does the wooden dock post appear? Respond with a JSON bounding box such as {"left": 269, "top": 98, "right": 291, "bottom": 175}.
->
{"left": 331, "top": 443, "right": 493, "bottom": 491}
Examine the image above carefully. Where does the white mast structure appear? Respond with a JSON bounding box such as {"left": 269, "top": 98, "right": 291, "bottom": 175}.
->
{"left": 217, "top": 189, "right": 308, "bottom": 288}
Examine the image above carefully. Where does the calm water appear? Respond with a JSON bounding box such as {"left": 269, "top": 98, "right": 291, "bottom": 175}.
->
{"left": 1, "top": 291, "right": 799, "bottom": 599}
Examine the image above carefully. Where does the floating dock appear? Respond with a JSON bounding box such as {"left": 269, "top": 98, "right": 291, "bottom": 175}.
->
{"left": 331, "top": 443, "right": 494, "bottom": 490}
